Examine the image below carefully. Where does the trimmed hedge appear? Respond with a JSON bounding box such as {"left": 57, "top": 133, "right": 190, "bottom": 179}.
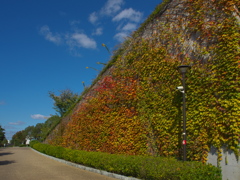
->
{"left": 31, "top": 142, "right": 221, "bottom": 180}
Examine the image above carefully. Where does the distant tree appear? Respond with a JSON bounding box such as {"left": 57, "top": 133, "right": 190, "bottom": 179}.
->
{"left": 40, "top": 115, "right": 61, "bottom": 140}
{"left": 32, "top": 123, "right": 44, "bottom": 141}
{"left": 11, "top": 131, "right": 25, "bottom": 146}
{"left": 0, "top": 125, "right": 5, "bottom": 141}
{"left": 0, "top": 125, "right": 6, "bottom": 146}
{"left": 23, "top": 126, "right": 35, "bottom": 140}
{"left": 10, "top": 115, "right": 61, "bottom": 144}
{"left": 2, "top": 138, "right": 8, "bottom": 146}
{"left": 49, "top": 89, "right": 79, "bottom": 117}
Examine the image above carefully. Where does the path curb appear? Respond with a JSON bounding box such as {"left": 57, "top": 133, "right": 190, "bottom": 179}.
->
{"left": 31, "top": 148, "right": 140, "bottom": 180}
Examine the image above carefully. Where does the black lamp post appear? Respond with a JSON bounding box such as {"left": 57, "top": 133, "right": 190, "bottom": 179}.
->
{"left": 177, "top": 65, "right": 191, "bottom": 161}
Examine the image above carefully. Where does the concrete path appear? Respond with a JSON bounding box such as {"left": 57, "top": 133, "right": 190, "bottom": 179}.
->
{"left": 0, "top": 147, "right": 117, "bottom": 180}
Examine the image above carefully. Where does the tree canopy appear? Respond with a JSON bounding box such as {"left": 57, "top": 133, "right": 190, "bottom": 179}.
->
{"left": 49, "top": 89, "right": 79, "bottom": 117}
{"left": 0, "top": 125, "right": 6, "bottom": 146}
{"left": 11, "top": 131, "right": 25, "bottom": 146}
{"left": 11, "top": 115, "right": 61, "bottom": 145}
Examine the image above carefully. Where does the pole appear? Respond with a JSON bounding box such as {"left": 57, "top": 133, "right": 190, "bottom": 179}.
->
{"left": 182, "top": 72, "right": 187, "bottom": 161}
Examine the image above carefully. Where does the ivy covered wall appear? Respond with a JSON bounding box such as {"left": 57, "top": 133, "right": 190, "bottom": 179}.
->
{"left": 46, "top": 0, "right": 240, "bottom": 163}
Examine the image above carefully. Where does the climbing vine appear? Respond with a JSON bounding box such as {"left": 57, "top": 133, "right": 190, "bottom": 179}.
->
{"left": 48, "top": 0, "right": 240, "bottom": 163}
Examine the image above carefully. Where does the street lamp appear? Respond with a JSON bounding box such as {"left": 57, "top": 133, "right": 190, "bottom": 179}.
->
{"left": 177, "top": 65, "right": 191, "bottom": 161}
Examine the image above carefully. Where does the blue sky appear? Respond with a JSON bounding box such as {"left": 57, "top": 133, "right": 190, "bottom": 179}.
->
{"left": 0, "top": 0, "right": 161, "bottom": 140}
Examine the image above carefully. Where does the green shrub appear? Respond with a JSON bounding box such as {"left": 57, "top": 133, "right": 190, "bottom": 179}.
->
{"left": 32, "top": 142, "right": 221, "bottom": 180}
{"left": 29, "top": 140, "right": 40, "bottom": 147}
{"left": 19, "top": 144, "right": 27, "bottom": 147}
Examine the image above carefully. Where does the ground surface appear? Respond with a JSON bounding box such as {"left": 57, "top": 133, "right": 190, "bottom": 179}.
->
{"left": 0, "top": 147, "right": 117, "bottom": 180}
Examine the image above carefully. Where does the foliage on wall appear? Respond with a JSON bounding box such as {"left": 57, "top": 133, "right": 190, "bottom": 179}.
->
{"left": 48, "top": 0, "right": 240, "bottom": 163}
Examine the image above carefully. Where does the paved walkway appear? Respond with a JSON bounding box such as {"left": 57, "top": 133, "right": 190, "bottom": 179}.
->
{"left": 0, "top": 147, "right": 117, "bottom": 180}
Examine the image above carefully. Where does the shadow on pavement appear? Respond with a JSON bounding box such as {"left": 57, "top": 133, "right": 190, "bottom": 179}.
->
{"left": 0, "top": 152, "right": 14, "bottom": 156}
{"left": 0, "top": 160, "right": 15, "bottom": 165}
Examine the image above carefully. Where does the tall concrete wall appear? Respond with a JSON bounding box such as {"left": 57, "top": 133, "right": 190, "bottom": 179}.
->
{"left": 207, "top": 146, "right": 240, "bottom": 180}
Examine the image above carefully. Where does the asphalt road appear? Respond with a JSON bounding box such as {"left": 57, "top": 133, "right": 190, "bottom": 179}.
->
{"left": 0, "top": 147, "right": 117, "bottom": 180}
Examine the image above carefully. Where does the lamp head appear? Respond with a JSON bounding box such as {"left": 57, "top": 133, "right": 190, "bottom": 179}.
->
{"left": 177, "top": 65, "right": 191, "bottom": 74}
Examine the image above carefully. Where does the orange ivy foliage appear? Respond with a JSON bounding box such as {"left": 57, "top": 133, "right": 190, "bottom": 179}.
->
{"left": 61, "top": 75, "right": 147, "bottom": 155}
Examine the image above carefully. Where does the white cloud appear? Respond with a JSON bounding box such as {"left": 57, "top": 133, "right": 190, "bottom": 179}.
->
{"left": 89, "top": 12, "right": 98, "bottom": 24}
{"left": 39, "top": 25, "right": 97, "bottom": 56}
{"left": 9, "top": 121, "right": 25, "bottom": 125}
{"left": 114, "top": 22, "right": 138, "bottom": 42}
{"left": 31, "top": 114, "right": 49, "bottom": 120}
{"left": 112, "top": 8, "right": 143, "bottom": 42}
{"left": 67, "top": 33, "right": 97, "bottom": 49}
{"left": 113, "top": 8, "right": 143, "bottom": 22}
{"left": 92, "top": 27, "right": 103, "bottom": 35}
{"left": 39, "top": 25, "right": 62, "bottom": 45}
{"left": 122, "top": 23, "right": 137, "bottom": 31}
{"left": 87, "top": 0, "right": 143, "bottom": 43}
{"left": 114, "top": 32, "right": 128, "bottom": 42}
{"left": 100, "top": 0, "right": 124, "bottom": 16}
